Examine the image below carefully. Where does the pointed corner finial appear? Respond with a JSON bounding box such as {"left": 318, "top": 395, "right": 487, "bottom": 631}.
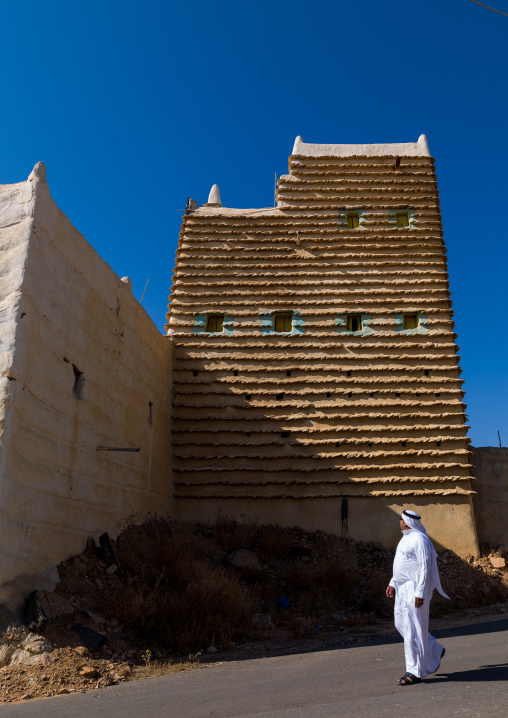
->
{"left": 28, "top": 161, "right": 46, "bottom": 182}
{"left": 292, "top": 136, "right": 304, "bottom": 155}
{"left": 204, "top": 184, "right": 221, "bottom": 207}
{"left": 417, "top": 134, "right": 430, "bottom": 156}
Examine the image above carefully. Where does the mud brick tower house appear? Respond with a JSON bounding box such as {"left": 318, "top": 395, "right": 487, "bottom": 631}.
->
{"left": 166, "top": 135, "right": 478, "bottom": 554}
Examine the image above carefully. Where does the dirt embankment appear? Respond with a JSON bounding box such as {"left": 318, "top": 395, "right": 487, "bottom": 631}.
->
{"left": 1, "top": 518, "right": 507, "bottom": 704}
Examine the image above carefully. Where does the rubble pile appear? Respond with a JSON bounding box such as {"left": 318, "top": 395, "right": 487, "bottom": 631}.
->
{"left": 0, "top": 519, "right": 506, "bottom": 704}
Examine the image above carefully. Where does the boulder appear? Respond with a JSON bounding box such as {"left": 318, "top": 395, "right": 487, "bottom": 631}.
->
{"left": 0, "top": 643, "right": 15, "bottom": 666}
{"left": 489, "top": 556, "right": 506, "bottom": 569}
{"left": 0, "top": 627, "right": 53, "bottom": 667}
{"left": 71, "top": 623, "right": 106, "bottom": 651}
{"left": 24, "top": 591, "right": 73, "bottom": 628}
{"left": 228, "top": 549, "right": 261, "bottom": 572}
{"left": 20, "top": 633, "right": 53, "bottom": 655}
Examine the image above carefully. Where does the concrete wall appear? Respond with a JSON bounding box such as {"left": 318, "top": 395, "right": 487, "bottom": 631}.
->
{"left": 0, "top": 163, "right": 173, "bottom": 598}
{"left": 472, "top": 446, "right": 508, "bottom": 548}
{"left": 176, "top": 495, "right": 478, "bottom": 556}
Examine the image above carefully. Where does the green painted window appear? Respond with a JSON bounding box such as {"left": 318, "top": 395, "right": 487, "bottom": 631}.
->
{"left": 396, "top": 212, "right": 410, "bottom": 227}
{"left": 346, "top": 212, "right": 360, "bottom": 229}
{"left": 403, "top": 313, "right": 418, "bottom": 330}
{"left": 274, "top": 312, "right": 293, "bottom": 332}
{"left": 346, "top": 314, "right": 362, "bottom": 332}
{"left": 206, "top": 315, "right": 224, "bottom": 332}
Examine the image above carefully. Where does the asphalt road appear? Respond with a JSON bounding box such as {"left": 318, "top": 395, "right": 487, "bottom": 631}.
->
{"left": 1, "top": 619, "right": 507, "bottom": 718}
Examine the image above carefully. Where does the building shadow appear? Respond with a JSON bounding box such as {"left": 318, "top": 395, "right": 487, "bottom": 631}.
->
{"left": 204, "top": 618, "right": 508, "bottom": 666}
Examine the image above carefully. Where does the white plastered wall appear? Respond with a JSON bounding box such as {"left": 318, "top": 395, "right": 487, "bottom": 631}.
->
{"left": 0, "top": 163, "right": 172, "bottom": 612}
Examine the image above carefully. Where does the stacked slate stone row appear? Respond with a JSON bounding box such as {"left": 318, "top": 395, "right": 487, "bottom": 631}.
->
{"left": 166, "top": 148, "right": 472, "bottom": 508}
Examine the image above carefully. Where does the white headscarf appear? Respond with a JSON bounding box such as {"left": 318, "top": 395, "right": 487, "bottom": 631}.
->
{"left": 401, "top": 509, "right": 428, "bottom": 537}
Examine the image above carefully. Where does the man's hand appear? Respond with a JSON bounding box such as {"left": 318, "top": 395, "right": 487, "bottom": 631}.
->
{"left": 415, "top": 597, "right": 424, "bottom": 608}
{"left": 386, "top": 585, "right": 395, "bottom": 599}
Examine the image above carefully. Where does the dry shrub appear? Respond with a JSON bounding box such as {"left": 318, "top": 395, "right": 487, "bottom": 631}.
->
{"left": 164, "top": 566, "right": 255, "bottom": 651}
{"left": 258, "top": 525, "right": 293, "bottom": 561}
{"left": 214, "top": 514, "right": 258, "bottom": 552}
{"left": 356, "top": 573, "right": 393, "bottom": 616}
{"left": 113, "top": 524, "right": 257, "bottom": 653}
{"left": 285, "top": 559, "right": 359, "bottom": 616}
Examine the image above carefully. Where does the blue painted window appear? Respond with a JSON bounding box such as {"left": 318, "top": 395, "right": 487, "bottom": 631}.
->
{"left": 206, "top": 315, "right": 224, "bottom": 333}
{"left": 346, "top": 314, "right": 362, "bottom": 332}
{"left": 396, "top": 212, "right": 410, "bottom": 227}
{"left": 274, "top": 312, "right": 293, "bottom": 332}
{"left": 346, "top": 212, "right": 360, "bottom": 229}
{"left": 403, "top": 313, "right": 418, "bottom": 329}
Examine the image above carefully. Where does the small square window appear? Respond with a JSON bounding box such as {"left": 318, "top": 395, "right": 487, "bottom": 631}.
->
{"left": 206, "top": 315, "right": 224, "bottom": 333}
{"left": 403, "top": 313, "right": 419, "bottom": 330}
{"left": 396, "top": 212, "right": 410, "bottom": 227}
{"left": 274, "top": 312, "right": 293, "bottom": 333}
{"left": 346, "top": 212, "right": 360, "bottom": 229}
{"left": 346, "top": 314, "right": 362, "bottom": 332}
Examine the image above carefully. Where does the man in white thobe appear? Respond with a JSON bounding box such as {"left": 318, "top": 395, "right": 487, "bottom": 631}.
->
{"left": 386, "top": 509, "right": 449, "bottom": 685}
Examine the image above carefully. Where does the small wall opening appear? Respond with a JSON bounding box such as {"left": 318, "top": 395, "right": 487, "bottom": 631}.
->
{"left": 403, "top": 313, "right": 419, "bottom": 329}
{"left": 206, "top": 314, "right": 224, "bottom": 333}
{"left": 346, "top": 212, "right": 360, "bottom": 229}
{"left": 72, "top": 365, "right": 85, "bottom": 401}
{"left": 274, "top": 312, "right": 293, "bottom": 333}
{"left": 346, "top": 314, "right": 362, "bottom": 332}
{"left": 396, "top": 211, "right": 410, "bottom": 227}
{"left": 148, "top": 401, "right": 154, "bottom": 425}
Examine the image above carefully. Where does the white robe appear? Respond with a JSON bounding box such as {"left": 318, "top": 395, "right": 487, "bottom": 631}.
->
{"left": 389, "top": 528, "right": 449, "bottom": 678}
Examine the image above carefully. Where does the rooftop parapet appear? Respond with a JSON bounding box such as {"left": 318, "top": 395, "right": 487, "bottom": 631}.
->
{"left": 292, "top": 134, "right": 430, "bottom": 158}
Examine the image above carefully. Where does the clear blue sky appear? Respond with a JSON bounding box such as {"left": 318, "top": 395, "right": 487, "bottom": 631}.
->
{"left": 1, "top": 0, "right": 506, "bottom": 447}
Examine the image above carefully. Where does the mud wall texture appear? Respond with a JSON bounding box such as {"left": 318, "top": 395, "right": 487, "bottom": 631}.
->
{"left": 167, "top": 136, "right": 478, "bottom": 556}
{"left": 472, "top": 447, "right": 508, "bottom": 548}
{"left": 0, "top": 163, "right": 173, "bottom": 591}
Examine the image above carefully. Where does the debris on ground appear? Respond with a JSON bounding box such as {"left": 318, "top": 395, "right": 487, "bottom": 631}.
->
{"left": 0, "top": 518, "right": 506, "bottom": 705}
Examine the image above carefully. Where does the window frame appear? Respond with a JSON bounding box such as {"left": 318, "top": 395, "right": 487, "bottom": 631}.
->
{"left": 273, "top": 312, "right": 293, "bottom": 333}
{"left": 206, "top": 314, "right": 225, "bottom": 333}
{"left": 346, "top": 212, "right": 360, "bottom": 229}
{"left": 403, "top": 313, "right": 419, "bottom": 330}
{"left": 396, "top": 211, "right": 410, "bottom": 228}
{"left": 346, "top": 314, "right": 363, "bottom": 332}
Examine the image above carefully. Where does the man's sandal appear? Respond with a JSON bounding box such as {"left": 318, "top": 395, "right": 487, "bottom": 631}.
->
{"left": 398, "top": 672, "right": 422, "bottom": 685}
